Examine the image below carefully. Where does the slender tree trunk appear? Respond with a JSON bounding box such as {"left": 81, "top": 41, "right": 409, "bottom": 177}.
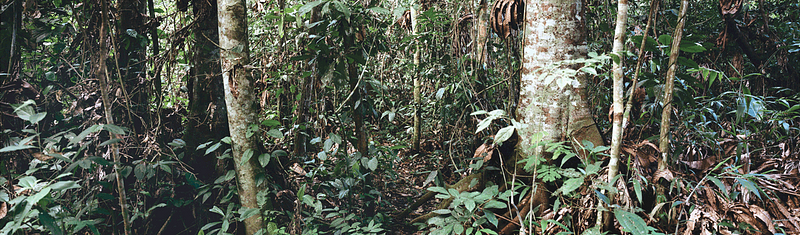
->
{"left": 658, "top": 0, "right": 688, "bottom": 171}
{"left": 344, "top": 22, "right": 368, "bottom": 156}
{"left": 411, "top": 3, "right": 421, "bottom": 152}
{"left": 602, "top": 0, "right": 628, "bottom": 229}
{"left": 217, "top": 0, "right": 267, "bottom": 234}
{"left": 99, "top": 1, "right": 131, "bottom": 234}
{"left": 622, "top": 0, "right": 659, "bottom": 129}
{"left": 475, "top": 0, "right": 489, "bottom": 67}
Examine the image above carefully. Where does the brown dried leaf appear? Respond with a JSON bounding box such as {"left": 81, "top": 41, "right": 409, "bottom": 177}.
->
{"left": 748, "top": 205, "right": 776, "bottom": 234}
{"left": 728, "top": 204, "right": 770, "bottom": 235}
{"left": 32, "top": 152, "right": 53, "bottom": 161}
{"left": 0, "top": 202, "right": 6, "bottom": 220}
{"left": 473, "top": 143, "right": 494, "bottom": 162}
{"left": 653, "top": 169, "right": 674, "bottom": 182}
{"left": 290, "top": 162, "right": 307, "bottom": 176}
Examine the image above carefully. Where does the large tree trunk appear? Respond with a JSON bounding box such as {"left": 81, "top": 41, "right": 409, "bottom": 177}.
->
{"left": 116, "top": 0, "right": 151, "bottom": 135}
{"left": 517, "top": 0, "right": 602, "bottom": 169}
{"left": 186, "top": 0, "right": 229, "bottom": 183}
{"left": 217, "top": 0, "right": 267, "bottom": 234}
{"left": 514, "top": 0, "right": 603, "bottom": 226}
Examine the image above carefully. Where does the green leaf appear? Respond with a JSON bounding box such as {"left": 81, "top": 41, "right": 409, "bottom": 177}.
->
{"left": 210, "top": 206, "right": 225, "bottom": 216}
{"left": 488, "top": 109, "right": 506, "bottom": 117}
{"left": 680, "top": 43, "right": 706, "bottom": 53}
{"left": 465, "top": 199, "right": 476, "bottom": 211}
{"left": 494, "top": 126, "right": 515, "bottom": 146}
{"left": 368, "top": 7, "right": 390, "bottom": 15}
{"left": 470, "top": 110, "right": 488, "bottom": 116}
{"left": 69, "top": 125, "right": 102, "bottom": 146}
{"left": 427, "top": 186, "right": 449, "bottom": 195}
{"left": 238, "top": 207, "right": 260, "bottom": 221}
{"left": 48, "top": 181, "right": 81, "bottom": 191}
{"left": 0, "top": 145, "right": 37, "bottom": 152}
{"left": 484, "top": 200, "right": 506, "bottom": 209}
{"left": 707, "top": 175, "right": 727, "bottom": 194}
{"left": 261, "top": 119, "right": 280, "bottom": 127}
{"left": 330, "top": 133, "right": 342, "bottom": 145}
{"left": 367, "top": 157, "right": 378, "bottom": 171}
{"left": 98, "top": 138, "right": 122, "bottom": 147}
{"left": 297, "top": 0, "right": 324, "bottom": 17}
{"left": 39, "top": 212, "right": 65, "bottom": 235}
{"left": 559, "top": 176, "right": 585, "bottom": 195}
{"left": 658, "top": 34, "right": 672, "bottom": 46}
{"left": 205, "top": 142, "right": 221, "bottom": 156}
{"left": 103, "top": 124, "right": 128, "bottom": 135}
{"left": 259, "top": 153, "right": 271, "bottom": 167}
{"left": 476, "top": 118, "right": 493, "bottom": 133}
{"left": 615, "top": 209, "right": 650, "bottom": 235}
{"left": 432, "top": 209, "right": 451, "bottom": 214}
{"left": 28, "top": 112, "right": 46, "bottom": 124}
{"left": 633, "top": 179, "right": 642, "bottom": 204}
{"left": 736, "top": 178, "right": 762, "bottom": 200}
{"left": 28, "top": 187, "right": 51, "bottom": 205}
{"left": 19, "top": 176, "right": 38, "bottom": 190}
{"left": 241, "top": 149, "right": 255, "bottom": 166}
{"left": 266, "top": 129, "right": 283, "bottom": 138}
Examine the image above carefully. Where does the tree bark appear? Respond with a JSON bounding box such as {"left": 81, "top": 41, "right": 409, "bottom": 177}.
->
{"left": 518, "top": 0, "right": 603, "bottom": 168}
{"left": 217, "top": 0, "right": 267, "bottom": 234}
{"left": 186, "top": 0, "right": 229, "bottom": 182}
{"left": 602, "top": 0, "right": 628, "bottom": 229}
{"left": 658, "top": 0, "right": 688, "bottom": 171}
{"left": 411, "top": 2, "right": 422, "bottom": 153}
{"left": 516, "top": 0, "right": 603, "bottom": 230}
{"left": 116, "top": 0, "right": 151, "bottom": 135}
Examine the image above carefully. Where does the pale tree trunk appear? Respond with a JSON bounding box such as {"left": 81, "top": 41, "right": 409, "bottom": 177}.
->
{"left": 411, "top": 3, "right": 422, "bottom": 152}
{"left": 517, "top": 0, "right": 603, "bottom": 169}
{"left": 602, "top": 0, "right": 628, "bottom": 229}
{"left": 658, "top": 0, "right": 688, "bottom": 171}
{"left": 475, "top": 0, "right": 489, "bottom": 67}
{"left": 217, "top": 0, "right": 267, "bottom": 234}
{"left": 516, "top": 0, "right": 603, "bottom": 231}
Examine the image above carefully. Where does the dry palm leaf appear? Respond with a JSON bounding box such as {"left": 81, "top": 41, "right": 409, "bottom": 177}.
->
{"left": 490, "top": 0, "right": 524, "bottom": 39}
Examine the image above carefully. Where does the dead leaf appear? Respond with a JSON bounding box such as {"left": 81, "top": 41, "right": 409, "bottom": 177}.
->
{"left": 290, "top": 162, "right": 306, "bottom": 176}
{"left": 32, "top": 152, "right": 53, "bottom": 161}
{"left": 473, "top": 143, "right": 494, "bottom": 162}
{"left": 0, "top": 202, "right": 6, "bottom": 220}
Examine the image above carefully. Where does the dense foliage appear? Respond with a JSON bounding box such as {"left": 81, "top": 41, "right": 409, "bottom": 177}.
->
{"left": 1, "top": 0, "right": 799, "bottom": 234}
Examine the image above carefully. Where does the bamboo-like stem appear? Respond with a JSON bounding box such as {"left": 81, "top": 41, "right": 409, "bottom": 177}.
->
{"left": 658, "top": 0, "right": 689, "bottom": 170}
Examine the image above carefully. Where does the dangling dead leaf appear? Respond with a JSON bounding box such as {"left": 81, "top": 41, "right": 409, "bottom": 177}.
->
{"left": 719, "top": 0, "right": 742, "bottom": 16}
{"left": 0, "top": 201, "right": 6, "bottom": 220}
{"left": 473, "top": 143, "right": 494, "bottom": 162}
{"left": 490, "top": 0, "right": 523, "bottom": 39}
{"left": 396, "top": 10, "right": 412, "bottom": 30}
